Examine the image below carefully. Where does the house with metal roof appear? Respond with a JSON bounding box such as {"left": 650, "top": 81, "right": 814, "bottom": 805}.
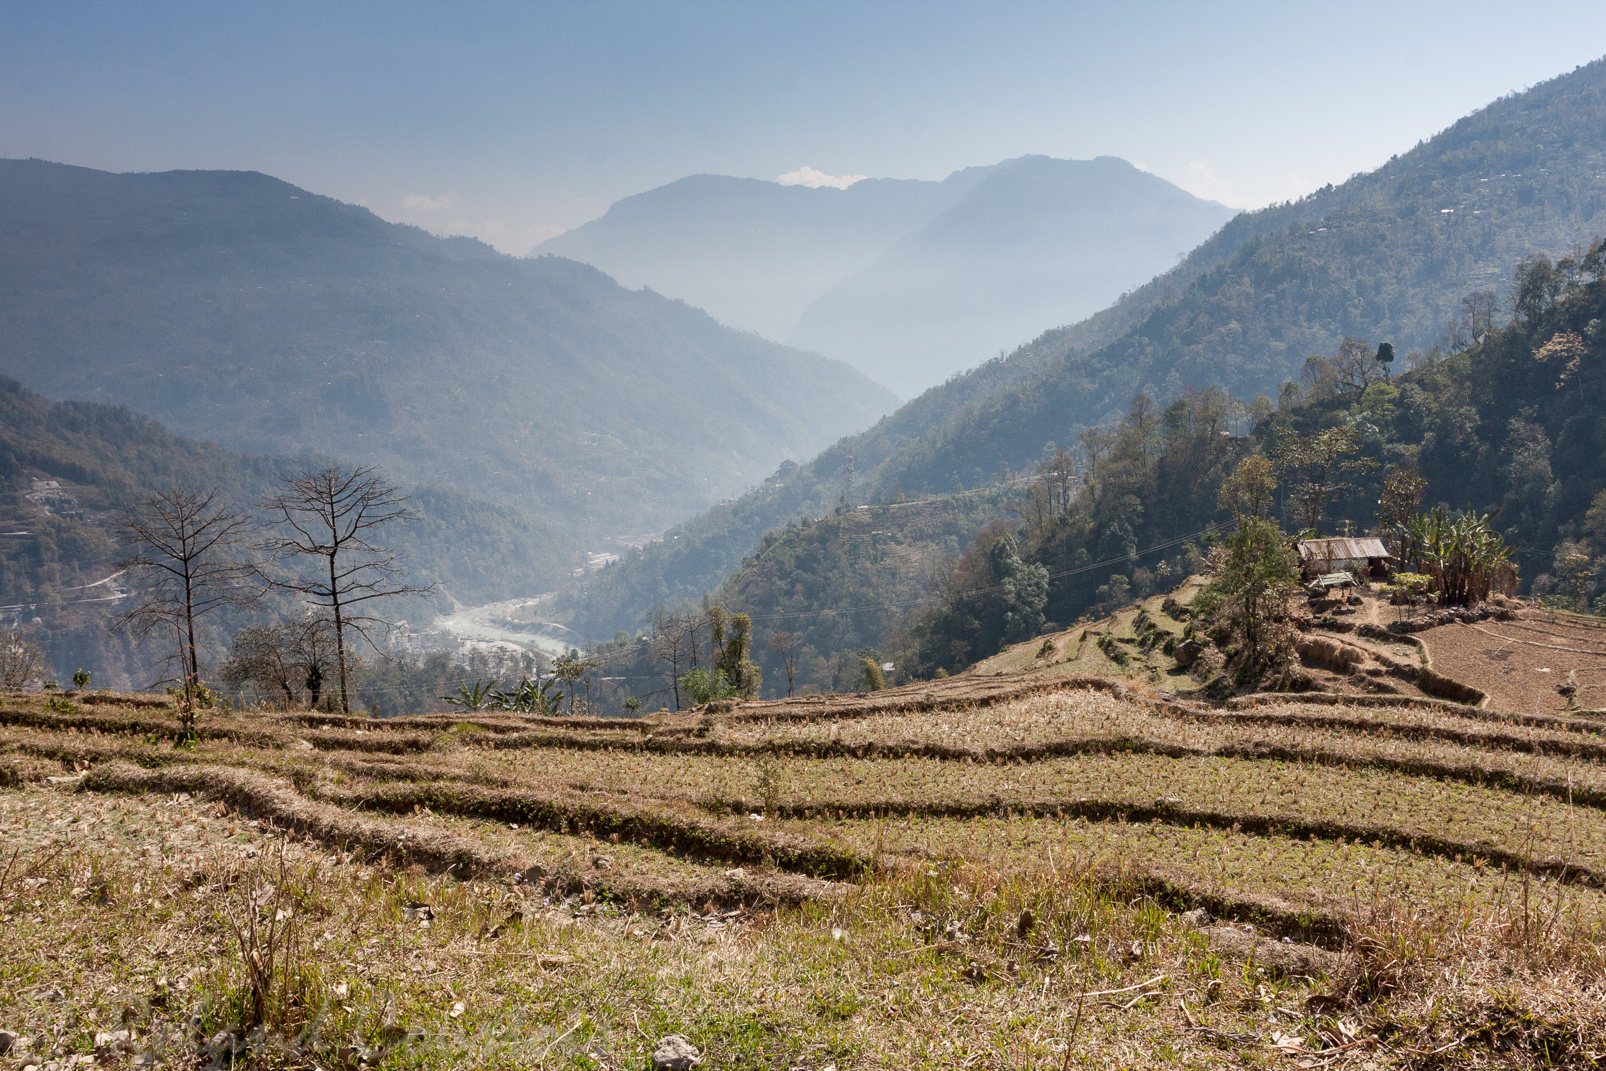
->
{"left": 1296, "top": 537, "right": 1394, "bottom": 580}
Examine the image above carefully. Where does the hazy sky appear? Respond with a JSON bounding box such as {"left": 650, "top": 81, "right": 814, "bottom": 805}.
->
{"left": 5, "top": 1, "right": 1606, "bottom": 254}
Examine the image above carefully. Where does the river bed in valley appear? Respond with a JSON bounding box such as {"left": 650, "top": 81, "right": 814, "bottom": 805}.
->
{"left": 434, "top": 596, "right": 578, "bottom": 658}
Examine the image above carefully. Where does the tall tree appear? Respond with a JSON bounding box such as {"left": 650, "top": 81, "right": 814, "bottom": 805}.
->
{"left": 1218, "top": 455, "right": 1277, "bottom": 523}
{"left": 1378, "top": 465, "right": 1428, "bottom": 563}
{"left": 0, "top": 625, "right": 51, "bottom": 691}
{"left": 113, "top": 487, "right": 252, "bottom": 724}
{"left": 650, "top": 606, "right": 698, "bottom": 710}
{"left": 1273, "top": 425, "right": 1374, "bottom": 534}
{"left": 259, "top": 467, "right": 429, "bottom": 715}
{"left": 766, "top": 629, "right": 798, "bottom": 698}
{"left": 1375, "top": 341, "right": 1396, "bottom": 382}
{"left": 718, "top": 611, "right": 762, "bottom": 699}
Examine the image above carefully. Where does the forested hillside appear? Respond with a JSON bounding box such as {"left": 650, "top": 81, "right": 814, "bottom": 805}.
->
{"left": 558, "top": 58, "right": 1606, "bottom": 641}
{"left": 0, "top": 377, "right": 577, "bottom": 687}
{"left": 903, "top": 238, "right": 1606, "bottom": 673}
{"left": 0, "top": 160, "right": 895, "bottom": 539}
{"left": 865, "top": 58, "right": 1606, "bottom": 499}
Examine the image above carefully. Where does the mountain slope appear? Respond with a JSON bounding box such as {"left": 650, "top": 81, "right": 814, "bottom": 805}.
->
{"left": 864, "top": 58, "right": 1606, "bottom": 497}
{"left": 0, "top": 160, "right": 896, "bottom": 539}
{"left": 534, "top": 169, "right": 992, "bottom": 342}
{"left": 789, "top": 156, "right": 1234, "bottom": 394}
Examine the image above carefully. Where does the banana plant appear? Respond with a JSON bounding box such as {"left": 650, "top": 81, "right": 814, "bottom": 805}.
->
{"left": 441, "top": 678, "right": 498, "bottom": 712}
{"left": 497, "top": 675, "right": 564, "bottom": 715}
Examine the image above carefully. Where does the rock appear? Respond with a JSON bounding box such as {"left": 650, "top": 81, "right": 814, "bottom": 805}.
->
{"left": 1173, "top": 639, "right": 1204, "bottom": 668}
{"left": 1016, "top": 908, "right": 1035, "bottom": 939}
{"left": 591, "top": 855, "right": 613, "bottom": 870}
{"left": 722, "top": 867, "right": 747, "bottom": 880}
{"left": 404, "top": 902, "right": 435, "bottom": 922}
{"left": 1181, "top": 907, "right": 1213, "bottom": 927}
{"left": 0, "top": 1030, "right": 16, "bottom": 1055}
{"left": 652, "top": 1034, "right": 701, "bottom": 1070}
{"left": 1201, "top": 924, "right": 1337, "bottom": 979}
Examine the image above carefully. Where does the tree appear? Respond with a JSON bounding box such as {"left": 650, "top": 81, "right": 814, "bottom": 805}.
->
{"left": 1193, "top": 518, "right": 1300, "bottom": 681}
{"left": 1273, "top": 425, "right": 1374, "bottom": 534}
{"left": 717, "top": 611, "right": 762, "bottom": 699}
{"left": 1330, "top": 337, "right": 1382, "bottom": 394}
{"left": 1038, "top": 446, "right": 1078, "bottom": 517}
{"left": 259, "top": 467, "right": 430, "bottom": 715}
{"left": 859, "top": 657, "right": 886, "bottom": 692}
{"left": 767, "top": 629, "right": 798, "bottom": 698}
{"left": 650, "top": 607, "right": 698, "bottom": 710}
{"left": 221, "top": 617, "right": 336, "bottom": 710}
{"left": 0, "top": 625, "right": 50, "bottom": 691}
{"left": 1445, "top": 290, "right": 1498, "bottom": 352}
{"left": 1377, "top": 465, "right": 1428, "bottom": 563}
{"left": 1219, "top": 455, "right": 1277, "bottom": 522}
{"left": 552, "top": 651, "right": 600, "bottom": 714}
{"left": 114, "top": 487, "right": 253, "bottom": 725}
{"left": 1375, "top": 341, "right": 1396, "bottom": 382}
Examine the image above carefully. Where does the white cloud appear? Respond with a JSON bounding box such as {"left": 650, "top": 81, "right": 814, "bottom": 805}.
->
{"left": 402, "top": 192, "right": 457, "bottom": 211}
{"left": 1175, "top": 161, "right": 1244, "bottom": 207}
{"left": 776, "top": 165, "right": 868, "bottom": 190}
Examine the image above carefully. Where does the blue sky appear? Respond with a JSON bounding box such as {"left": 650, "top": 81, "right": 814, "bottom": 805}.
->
{"left": 4, "top": 1, "right": 1605, "bottom": 253}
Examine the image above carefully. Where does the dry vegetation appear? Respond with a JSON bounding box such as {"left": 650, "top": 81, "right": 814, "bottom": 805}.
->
{"left": 4, "top": 668, "right": 1606, "bottom": 1068}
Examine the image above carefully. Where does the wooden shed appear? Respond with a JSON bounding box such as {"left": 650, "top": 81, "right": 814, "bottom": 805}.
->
{"left": 1297, "top": 537, "right": 1394, "bottom": 580}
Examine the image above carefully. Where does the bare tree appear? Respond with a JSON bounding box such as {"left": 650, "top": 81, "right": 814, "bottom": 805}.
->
{"left": 259, "top": 467, "right": 430, "bottom": 715}
{"left": 0, "top": 625, "right": 51, "bottom": 691}
{"left": 114, "top": 487, "right": 253, "bottom": 723}
{"left": 767, "top": 629, "right": 798, "bottom": 698}
{"left": 649, "top": 606, "right": 697, "bottom": 711}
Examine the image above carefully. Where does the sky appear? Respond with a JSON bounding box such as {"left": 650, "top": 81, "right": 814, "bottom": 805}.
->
{"left": 4, "top": 1, "right": 1606, "bottom": 255}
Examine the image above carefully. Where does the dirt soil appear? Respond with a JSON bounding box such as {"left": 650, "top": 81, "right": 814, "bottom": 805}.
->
{"left": 1420, "top": 611, "right": 1606, "bottom": 714}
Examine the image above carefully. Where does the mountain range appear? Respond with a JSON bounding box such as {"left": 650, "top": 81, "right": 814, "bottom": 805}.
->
{"left": 0, "top": 160, "right": 895, "bottom": 543}
{"left": 537, "top": 156, "right": 1233, "bottom": 395}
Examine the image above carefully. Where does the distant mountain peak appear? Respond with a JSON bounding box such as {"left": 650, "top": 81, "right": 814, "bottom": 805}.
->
{"left": 536, "top": 153, "right": 1231, "bottom": 391}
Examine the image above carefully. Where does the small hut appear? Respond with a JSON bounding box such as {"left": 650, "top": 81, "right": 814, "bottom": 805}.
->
{"left": 1296, "top": 537, "right": 1394, "bottom": 580}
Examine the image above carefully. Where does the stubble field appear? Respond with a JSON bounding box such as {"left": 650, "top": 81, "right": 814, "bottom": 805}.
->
{"left": 3, "top": 673, "right": 1605, "bottom": 1068}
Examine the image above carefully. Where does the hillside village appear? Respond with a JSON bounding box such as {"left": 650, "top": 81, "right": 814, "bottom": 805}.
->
{"left": 6, "top": 29, "right": 1606, "bottom": 1071}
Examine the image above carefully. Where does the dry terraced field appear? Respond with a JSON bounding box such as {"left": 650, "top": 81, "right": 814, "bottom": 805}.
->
{"left": 4, "top": 677, "right": 1606, "bottom": 1068}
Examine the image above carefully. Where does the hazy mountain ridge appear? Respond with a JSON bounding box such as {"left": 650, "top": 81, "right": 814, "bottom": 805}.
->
{"left": 535, "top": 168, "right": 994, "bottom": 341}
{"left": 0, "top": 159, "right": 896, "bottom": 539}
{"left": 537, "top": 155, "right": 1232, "bottom": 395}
{"left": 789, "top": 156, "right": 1234, "bottom": 393}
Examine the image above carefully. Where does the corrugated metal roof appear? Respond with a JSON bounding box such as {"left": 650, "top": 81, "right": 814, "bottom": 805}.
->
{"left": 1297, "top": 537, "right": 1391, "bottom": 561}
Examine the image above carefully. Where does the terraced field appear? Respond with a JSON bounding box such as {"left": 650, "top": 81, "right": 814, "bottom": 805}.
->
{"left": 5, "top": 675, "right": 1606, "bottom": 1067}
